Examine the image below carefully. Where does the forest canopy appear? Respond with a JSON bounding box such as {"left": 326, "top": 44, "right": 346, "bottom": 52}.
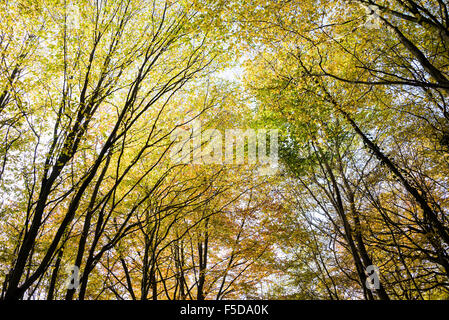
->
{"left": 1, "top": 0, "right": 449, "bottom": 300}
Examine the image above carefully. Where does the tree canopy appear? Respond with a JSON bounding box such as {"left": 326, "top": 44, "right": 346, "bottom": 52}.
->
{"left": 1, "top": 0, "right": 449, "bottom": 300}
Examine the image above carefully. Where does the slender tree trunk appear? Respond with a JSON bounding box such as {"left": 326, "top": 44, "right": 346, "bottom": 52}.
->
{"left": 197, "top": 218, "right": 209, "bottom": 300}
{"left": 47, "top": 247, "right": 64, "bottom": 300}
